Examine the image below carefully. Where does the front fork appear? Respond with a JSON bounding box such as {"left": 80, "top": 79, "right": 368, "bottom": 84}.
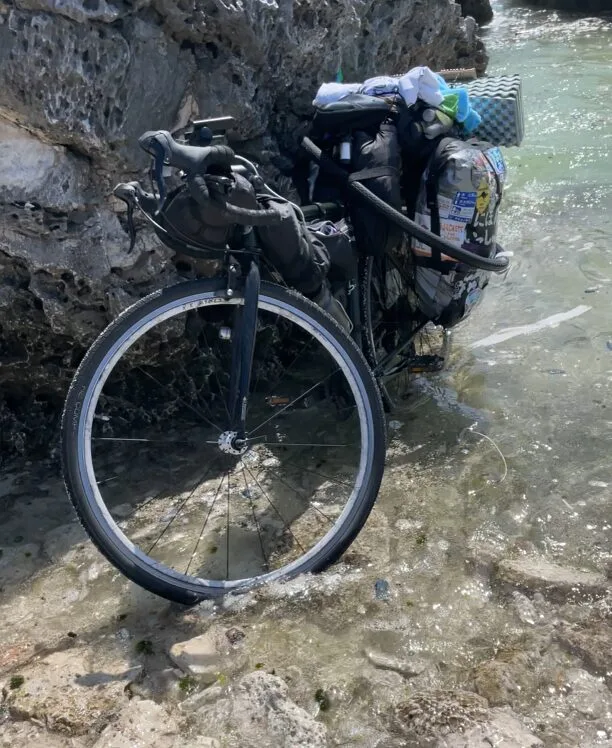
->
{"left": 226, "top": 257, "right": 260, "bottom": 442}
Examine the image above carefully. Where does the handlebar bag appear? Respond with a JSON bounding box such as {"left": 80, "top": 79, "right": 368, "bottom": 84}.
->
{"left": 158, "top": 173, "right": 260, "bottom": 255}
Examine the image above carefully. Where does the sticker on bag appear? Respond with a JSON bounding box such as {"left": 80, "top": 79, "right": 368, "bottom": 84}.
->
{"left": 487, "top": 147, "right": 507, "bottom": 178}
{"left": 448, "top": 191, "right": 477, "bottom": 224}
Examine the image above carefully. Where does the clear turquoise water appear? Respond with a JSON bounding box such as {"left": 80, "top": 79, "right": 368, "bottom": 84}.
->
{"left": 428, "top": 1, "right": 612, "bottom": 572}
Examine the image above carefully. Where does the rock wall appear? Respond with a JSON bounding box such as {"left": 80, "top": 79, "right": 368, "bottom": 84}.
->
{"left": 459, "top": 0, "right": 494, "bottom": 25}
{"left": 0, "top": 0, "right": 488, "bottom": 457}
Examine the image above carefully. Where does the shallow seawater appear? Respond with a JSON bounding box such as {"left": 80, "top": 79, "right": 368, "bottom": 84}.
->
{"left": 0, "top": 3, "right": 611, "bottom": 746}
{"left": 447, "top": 0, "right": 612, "bottom": 572}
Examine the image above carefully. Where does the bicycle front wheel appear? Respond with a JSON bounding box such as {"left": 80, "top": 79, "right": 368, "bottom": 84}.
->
{"left": 62, "top": 279, "right": 386, "bottom": 603}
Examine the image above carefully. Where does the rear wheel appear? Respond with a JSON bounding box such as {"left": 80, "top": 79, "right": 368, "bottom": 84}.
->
{"left": 361, "top": 254, "right": 452, "bottom": 409}
{"left": 62, "top": 279, "right": 386, "bottom": 603}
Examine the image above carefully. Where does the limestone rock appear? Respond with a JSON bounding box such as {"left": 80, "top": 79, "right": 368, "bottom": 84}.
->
{"left": 395, "top": 690, "right": 542, "bottom": 747}
{"left": 395, "top": 689, "right": 490, "bottom": 739}
{"left": 92, "top": 698, "right": 222, "bottom": 748}
{"left": 0, "top": 120, "right": 90, "bottom": 210}
{"left": 557, "top": 621, "right": 612, "bottom": 683}
{"left": 0, "top": 721, "right": 88, "bottom": 747}
{"left": 169, "top": 625, "right": 248, "bottom": 684}
{"left": 495, "top": 556, "right": 610, "bottom": 603}
{"left": 195, "top": 671, "right": 327, "bottom": 748}
{"left": 4, "top": 648, "right": 140, "bottom": 735}
{"left": 470, "top": 650, "right": 537, "bottom": 708}
{"left": 92, "top": 699, "right": 179, "bottom": 748}
{"left": 441, "top": 708, "right": 543, "bottom": 747}
{"left": 458, "top": 0, "right": 494, "bottom": 25}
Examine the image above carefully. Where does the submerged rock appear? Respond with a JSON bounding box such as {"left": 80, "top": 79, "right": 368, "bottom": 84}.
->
{"left": 562, "top": 668, "right": 611, "bottom": 720}
{"left": 445, "top": 708, "right": 543, "bottom": 747}
{"left": 169, "top": 625, "right": 248, "bottom": 684}
{"left": 4, "top": 648, "right": 139, "bottom": 735}
{"left": 0, "top": 721, "right": 87, "bottom": 747}
{"left": 365, "top": 648, "right": 427, "bottom": 679}
{"left": 92, "top": 698, "right": 221, "bottom": 747}
{"left": 92, "top": 699, "right": 179, "bottom": 748}
{"left": 395, "top": 689, "right": 542, "bottom": 746}
{"left": 495, "top": 555, "right": 610, "bottom": 603}
{"left": 557, "top": 621, "right": 612, "bottom": 684}
{"left": 195, "top": 671, "right": 327, "bottom": 747}
{"left": 395, "top": 689, "right": 490, "bottom": 739}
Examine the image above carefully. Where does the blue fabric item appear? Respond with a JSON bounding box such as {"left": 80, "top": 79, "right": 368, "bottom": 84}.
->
{"left": 435, "top": 74, "right": 482, "bottom": 133}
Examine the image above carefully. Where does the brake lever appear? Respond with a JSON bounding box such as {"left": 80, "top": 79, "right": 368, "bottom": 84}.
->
{"left": 206, "top": 175, "right": 235, "bottom": 197}
{"left": 113, "top": 182, "right": 138, "bottom": 202}
{"left": 112, "top": 182, "right": 155, "bottom": 254}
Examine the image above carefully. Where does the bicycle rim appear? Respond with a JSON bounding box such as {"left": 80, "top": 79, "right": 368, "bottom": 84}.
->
{"left": 62, "top": 280, "right": 384, "bottom": 602}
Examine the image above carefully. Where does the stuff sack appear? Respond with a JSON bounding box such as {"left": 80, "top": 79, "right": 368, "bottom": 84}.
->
{"left": 349, "top": 123, "right": 403, "bottom": 257}
{"left": 157, "top": 173, "right": 260, "bottom": 256}
{"left": 411, "top": 137, "right": 506, "bottom": 328}
{"left": 294, "top": 95, "right": 403, "bottom": 258}
{"left": 255, "top": 197, "right": 330, "bottom": 298}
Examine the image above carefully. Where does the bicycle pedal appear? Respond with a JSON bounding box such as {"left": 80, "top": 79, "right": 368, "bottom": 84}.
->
{"left": 406, "top": 355, "right": 446, "bottom": 374}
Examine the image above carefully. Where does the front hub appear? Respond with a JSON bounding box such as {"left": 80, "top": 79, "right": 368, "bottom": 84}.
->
{"left": 217, "top": 430, "right": 248, "bottom": 456}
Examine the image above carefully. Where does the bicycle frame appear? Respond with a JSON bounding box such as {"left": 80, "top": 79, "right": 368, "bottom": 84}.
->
{"left": 218, "top": 245, "right": 262, "bottom": 445}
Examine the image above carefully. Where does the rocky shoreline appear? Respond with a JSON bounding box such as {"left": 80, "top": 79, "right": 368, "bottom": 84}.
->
{"left": 1, "top": 460, "right": 610, "bottom": 747}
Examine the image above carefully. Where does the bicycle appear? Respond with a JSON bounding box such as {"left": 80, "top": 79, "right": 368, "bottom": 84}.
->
{"left": 61, "top": 118, "right": 509, "bottom": 604}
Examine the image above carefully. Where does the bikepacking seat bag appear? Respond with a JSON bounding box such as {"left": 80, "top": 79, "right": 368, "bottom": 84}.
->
{"left": 411, "top": 137, "right": 506, "bottom": 328}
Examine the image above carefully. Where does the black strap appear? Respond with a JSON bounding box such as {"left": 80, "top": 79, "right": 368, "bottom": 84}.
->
{"left": 126, "top": 201, "right": 136, "bottom": 253}
{"left": 425, "top": 139, "right": 455, "bottom": 264}
{"left": 348, "top": 166, "right": 398, "bottom": 183}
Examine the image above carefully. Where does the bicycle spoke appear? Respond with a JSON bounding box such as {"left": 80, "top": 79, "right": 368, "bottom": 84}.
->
{"left": 201, "top": 325, "right": 232, "bottom": 425}
{"left": 147, "top": 461, "right": 218, "bottom": 554}
{"left": 241, "top": 462, "right": 269, "bottom": 572}
{"left": 175, "top": 358, "right": 220, "bottom": 424}
{"left": 185, "top": 472, "right": 225, "bottom": 575}
{"left": 249, "top": 368, "right": 340, "bottom": 436}
{"left": 243, "top": 463, "right": 306, "bottom": 555}
{"left": 262, "top": 335, "right": 316, "bottom": 397}
{"left": 267, "top": 470, "right": 335, "bottom": 525}
{"left": 137, "top": 367, "right": 222, "bottom": 434}
{"left": 278, "top": 460, "right": 354, "bottom": 488}
{"left": 93, "top": 437, "right": 195, "bottom": 445}
{"left": 98, "top": 475, "right": 120, "bottom": 485}
{"left": 226, "top": 471, "right": 231, "bottom": 580}
{"left": 264, "top": 442, "right": 353, "bottom": 448}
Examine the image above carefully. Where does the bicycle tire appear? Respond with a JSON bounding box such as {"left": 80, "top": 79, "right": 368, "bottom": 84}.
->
{"left": 361, "top": 255, "right": 431, "bottom": 410}
{"left": 61, "top": 278, "right": 386, "bottom": 604}
{"left": 361, "top": 256, "right": 395, "bottom": 410}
